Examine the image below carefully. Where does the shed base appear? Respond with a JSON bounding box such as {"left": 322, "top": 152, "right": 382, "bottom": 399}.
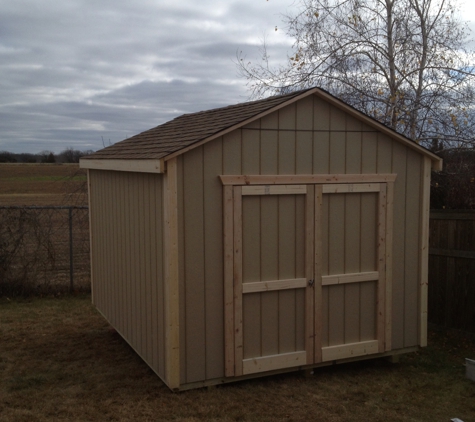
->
{"left": 174, "top": 346, "right": 418, "bottom": 392}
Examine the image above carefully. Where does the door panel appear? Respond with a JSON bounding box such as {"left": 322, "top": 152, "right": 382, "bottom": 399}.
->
{"left": 234, "top": 185, "right": 314, "bottom": 376}
{"left": 242, "top": 195, "right": 261, "bottom": 283}
{"left": 317, "top": 184, "right": 386, "bottom": 361}
{"left": 242, "top": 290, "right": 306, "bottom": 360}
{"left": 324, "top": 192, "right": 378, "bottom": 276}
{"left": 360, "top": 281, "right": 377, "bottom": 341}
{"left": 242, "top": 292, "right": 261, "bottom": 359}
{"left": 321, "top": 282, "right": 377, "bottom": 348}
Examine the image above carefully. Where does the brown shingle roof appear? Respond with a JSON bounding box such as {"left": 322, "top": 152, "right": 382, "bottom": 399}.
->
{"left": 84, "top": 88, "right": 314, "bottom": 160}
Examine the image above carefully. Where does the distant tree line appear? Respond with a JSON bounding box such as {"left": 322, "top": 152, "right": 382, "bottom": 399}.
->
{"left": 0, "top": 148, "right": 94, "bottom": 164}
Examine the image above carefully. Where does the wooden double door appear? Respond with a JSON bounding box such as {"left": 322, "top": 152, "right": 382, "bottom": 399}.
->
{"left": 222, "top": 175, "right": 394, "bottom": 377}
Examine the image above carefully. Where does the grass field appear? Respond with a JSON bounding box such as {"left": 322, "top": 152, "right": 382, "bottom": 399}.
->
{"left": 0, "top": 163, "right": 87, "bottom": 206}
{"left": 1, "top": 295, "right": 474, "bottom": 421}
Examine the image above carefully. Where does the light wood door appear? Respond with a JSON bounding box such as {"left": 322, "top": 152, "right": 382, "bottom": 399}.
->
{"left": 224, "top": 180, "right": 393, "bottom": 376}
{"left": 224, "top": 185, "right": 315, "bottom": 376}
{"left": 315, "top": 183, "right": 389, "bottom": 362}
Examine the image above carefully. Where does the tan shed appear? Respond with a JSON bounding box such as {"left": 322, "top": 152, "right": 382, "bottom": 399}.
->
{"left": 80, "top": 87, "right": 442, "bottom": 391}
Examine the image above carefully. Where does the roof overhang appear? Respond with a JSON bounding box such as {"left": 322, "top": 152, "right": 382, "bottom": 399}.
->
{"left": 80, "top": 158, "right": 164, "bottom": 173}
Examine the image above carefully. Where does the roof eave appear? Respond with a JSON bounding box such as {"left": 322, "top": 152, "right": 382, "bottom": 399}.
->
{"left": 80, "top": 158, "right": 165, "bottom": 173}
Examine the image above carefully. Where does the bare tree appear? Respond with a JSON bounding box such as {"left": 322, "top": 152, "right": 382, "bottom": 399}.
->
{"left": 60, "top": 147, "right": 81, "bottom": 163}
{"left": 38, "top": 150, "right": 56, "bottom": 163}
{"left": 0, "top": 151, "right": 17, "bottom": 163}
{"left": 238, "top": 0, "right": 475, "bottom": 149}
{"left": 431, "top": 147, "right": 475, "bottom": 208}
{"left": 59, "top": 147, "right": 94, "bottom": 163}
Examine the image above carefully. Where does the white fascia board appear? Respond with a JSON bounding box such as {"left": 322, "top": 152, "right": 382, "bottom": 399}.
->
{"left": 80, "top": 158, "right": 164, "bottom": 173}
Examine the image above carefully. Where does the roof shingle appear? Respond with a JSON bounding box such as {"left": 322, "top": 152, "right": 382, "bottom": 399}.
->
{"left": 84, "top": 88, "right": 313, "bottom": 160}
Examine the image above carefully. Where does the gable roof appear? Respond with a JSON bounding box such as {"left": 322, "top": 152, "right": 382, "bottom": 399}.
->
{"left": 81, "top": 87, "right": 442, "bottom": 172}
{"left": 83, "top": 88, "right": 313, "bottom": 161}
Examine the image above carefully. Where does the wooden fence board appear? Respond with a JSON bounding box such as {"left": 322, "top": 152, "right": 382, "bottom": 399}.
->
{"left": 429, "top": 210, "right": 475, "bottom": 333}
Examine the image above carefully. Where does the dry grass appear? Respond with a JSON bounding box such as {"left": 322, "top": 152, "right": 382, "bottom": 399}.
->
{"left": 0, "top": 164, "right": 87, "bottom": 206}
{"left": 1, "top": 295, "right": 474, "bottom": 421}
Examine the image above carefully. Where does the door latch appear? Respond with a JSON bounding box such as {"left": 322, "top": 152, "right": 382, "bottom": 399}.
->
{"left": 308, "top": 279, "right": 315, "bottom": 287}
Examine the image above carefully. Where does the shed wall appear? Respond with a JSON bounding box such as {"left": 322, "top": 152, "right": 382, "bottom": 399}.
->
{"left": 177, "top": 94, "right": 424, "bottom": 385}
{"left": 89, "top": 169, "right": 166, "bottom": 380}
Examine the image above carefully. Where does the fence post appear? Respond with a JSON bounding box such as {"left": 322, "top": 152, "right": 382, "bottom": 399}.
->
{"left": 69, "top": 207, "right": 74, "bottom": 292}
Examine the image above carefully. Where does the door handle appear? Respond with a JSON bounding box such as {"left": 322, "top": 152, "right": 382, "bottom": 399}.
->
{"left": 308, "top": 279, "right": 315, "bottom": 287}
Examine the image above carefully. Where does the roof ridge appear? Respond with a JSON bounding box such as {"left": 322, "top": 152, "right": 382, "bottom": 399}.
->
{"left": 175, "top": 88, "right": 312, "bottom": 119}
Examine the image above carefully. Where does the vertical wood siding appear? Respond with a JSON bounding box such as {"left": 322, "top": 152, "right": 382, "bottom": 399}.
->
{"left": 176, "top": 94, "right": 423, "bottom": 384}
{"left": 89, "top": 170, "right": 166, "bottom": 379}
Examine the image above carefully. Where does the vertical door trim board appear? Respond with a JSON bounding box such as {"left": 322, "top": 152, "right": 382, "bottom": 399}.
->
{"left": 385, "top": 181, "right": 395, "bottom": 351}
{"left": 233, "top": 186, "right": 244, "bottom": 376}
{"left": 305, "top": 186, "right": 315, "bottom": 364}
{"left": 223, "top": 185, "right": 235, "bottom": 377}
{"left": 314, "top": 185, "right": 323, "bottom": 363}
{"left": 377, "top": 183, "right": 387, "bottom": 353}
{"left": 419, "top": 157, "right": 431, "bottom": 347}
{"left": 164, "top": 157, "right": 180, "bottom": 389}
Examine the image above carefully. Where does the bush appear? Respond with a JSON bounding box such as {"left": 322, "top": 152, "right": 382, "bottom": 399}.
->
{"left": 1, "top": 209, "right": 60, "bottom": 296}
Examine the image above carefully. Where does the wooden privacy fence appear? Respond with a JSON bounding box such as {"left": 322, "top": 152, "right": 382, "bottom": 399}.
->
{"left": 429, "top": 210, "right": 475, "bottom": 332}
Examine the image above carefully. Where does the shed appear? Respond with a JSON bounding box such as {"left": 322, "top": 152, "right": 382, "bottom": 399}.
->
{"left": 80, "top": 87, "right": 442, "bottom": 391}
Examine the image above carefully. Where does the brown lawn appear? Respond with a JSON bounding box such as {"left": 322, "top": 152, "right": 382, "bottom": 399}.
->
{"left": 0, "top": 295, "right": 474, "bottom": 421}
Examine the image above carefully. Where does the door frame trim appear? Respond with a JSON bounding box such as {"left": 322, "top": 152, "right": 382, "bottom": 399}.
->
{"left": 222, "top": 174, "right": 395, "bottom": 377}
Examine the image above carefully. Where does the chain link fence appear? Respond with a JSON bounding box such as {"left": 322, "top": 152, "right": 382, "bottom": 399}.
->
{"left": 0, "top": 206, "right": 90, "bottom": 296}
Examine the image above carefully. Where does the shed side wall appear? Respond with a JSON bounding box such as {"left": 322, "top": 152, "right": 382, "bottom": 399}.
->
{"left": 89, "top": 169, "right": 166, "bottom": 380}
{"left": 177, "top": 94, "right": 423, "bottom": 384}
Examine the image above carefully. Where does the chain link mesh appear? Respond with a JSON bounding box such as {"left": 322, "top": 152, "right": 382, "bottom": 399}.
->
{"left": 0, "top": 206, "right": 90, "bottom": 296}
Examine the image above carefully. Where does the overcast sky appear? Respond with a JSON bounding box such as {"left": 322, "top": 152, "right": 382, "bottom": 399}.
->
{"left": 1, "top": 0, "right": 475, "bottom": 154}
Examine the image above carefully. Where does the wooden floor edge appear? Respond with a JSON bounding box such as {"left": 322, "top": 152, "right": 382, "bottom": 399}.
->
{"left": 174, "top": 346, "right": 419, "bottom": 391}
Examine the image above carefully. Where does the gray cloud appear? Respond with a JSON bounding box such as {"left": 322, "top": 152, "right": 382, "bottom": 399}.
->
{"left": 0, "top": 0, "right": 298, "bottom": 153}
{"left": 1, "top": 0, "right": 474, "bottom": 153}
